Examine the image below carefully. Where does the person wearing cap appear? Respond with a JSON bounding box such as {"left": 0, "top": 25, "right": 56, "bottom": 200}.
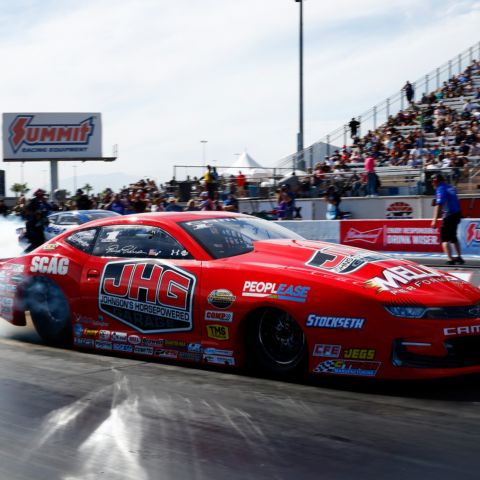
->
{"left": 165, "top": 197, "right": 183, "bottom": 212}
{"left": 431, "top": 173, "right": 464, "bottom": 265}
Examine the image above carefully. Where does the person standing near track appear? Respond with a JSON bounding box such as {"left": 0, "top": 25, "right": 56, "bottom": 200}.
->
{"left": 431, "top": 173, "right": 464, "bottom": 265}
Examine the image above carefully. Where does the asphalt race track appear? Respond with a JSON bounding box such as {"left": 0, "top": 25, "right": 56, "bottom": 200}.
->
{"left": 2, "top": 318, "right": 480, "bottom": 479}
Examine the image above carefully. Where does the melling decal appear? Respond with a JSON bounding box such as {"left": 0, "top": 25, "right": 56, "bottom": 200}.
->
{"left": 99, "top": 260, "right": 196, "bottom": 334}
{"left": 306, "top": 245, "right": 388, "bottom": 274}
{"left": 9, "top": 115, "right": 95, "bottom": 153}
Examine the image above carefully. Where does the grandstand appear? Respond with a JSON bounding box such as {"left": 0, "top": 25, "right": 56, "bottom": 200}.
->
{"left": 277, "top": 42, "right": 480, "bottom": 198}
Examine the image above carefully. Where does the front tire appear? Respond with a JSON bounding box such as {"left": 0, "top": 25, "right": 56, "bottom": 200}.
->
{"left": 247, "top": 309, "right": 307, "bottom": 377}
{"left": 25, "top": 277, "right": 72, "bottom": 346}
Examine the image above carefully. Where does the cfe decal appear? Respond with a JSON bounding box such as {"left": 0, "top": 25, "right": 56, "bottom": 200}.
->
{"left": 306, "top": 246, "right": 388, "bottom": 274}
{"left": 365, "top": 264, "right": 455, "bottom": 294}
{"left": 99, "top": 260, "right": 196, "bottom": 333}
{"left": 8, "top": 115, "right": 95, "bottom": 153}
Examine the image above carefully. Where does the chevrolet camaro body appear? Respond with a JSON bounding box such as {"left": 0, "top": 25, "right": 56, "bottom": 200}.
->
{"left": 1, "top": 211, "right": 480, "bottom": 379}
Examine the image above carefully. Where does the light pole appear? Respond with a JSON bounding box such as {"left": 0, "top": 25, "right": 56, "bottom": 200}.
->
{"left": 200, "top": 140, "right": 208, "bottom": 167}
{"left": 294, "top": 0, "right": 305, "bottom": 171}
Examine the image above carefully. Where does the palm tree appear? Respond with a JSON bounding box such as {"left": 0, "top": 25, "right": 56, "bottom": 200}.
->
{"left": 83, "top": 183, "right": 93, "bottom": 195}
{"left": 10, "top": 183, "right": 29, "bottom": 197}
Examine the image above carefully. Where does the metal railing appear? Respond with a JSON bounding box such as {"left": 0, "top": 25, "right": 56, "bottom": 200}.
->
{"left": 277, "top": 40, "right": 480, "bottom": 170}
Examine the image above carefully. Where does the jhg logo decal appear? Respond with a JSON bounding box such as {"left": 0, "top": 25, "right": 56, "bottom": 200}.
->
{"left": 306, "top": 246, "right": 388, "bottom": 274}
{"left": 99, "top": 260, "right": 196, "bottom": 333}
{"left": 9, "top": 115, "right": 95, "bottom": 153}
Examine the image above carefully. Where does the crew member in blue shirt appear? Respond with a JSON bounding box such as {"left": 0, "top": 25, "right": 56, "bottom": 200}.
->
{"left": 431, "top": 173, "right": 464, "bottom": 265}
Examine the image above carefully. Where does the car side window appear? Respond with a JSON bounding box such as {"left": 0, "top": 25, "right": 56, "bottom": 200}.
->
{"left": 92, "top": 225, "right": 193, "bottom": 259}
{"left": 58, "top": 215, "right": 82, "bottom": 225}
{"left": 48, "top": 214, "right": 59, "bottom": 225}
{"left": 65, "top": 228, "right": 98, "bottom": 253}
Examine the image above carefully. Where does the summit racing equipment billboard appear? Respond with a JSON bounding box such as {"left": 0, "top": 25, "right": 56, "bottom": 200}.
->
{"left": 2, "top": 113, "right": 102, "bottom": 160}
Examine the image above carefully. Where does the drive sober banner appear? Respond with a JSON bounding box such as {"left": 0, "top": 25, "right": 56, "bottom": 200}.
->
{"left": 340, "top": 220, "right": 442, "bottom": 252}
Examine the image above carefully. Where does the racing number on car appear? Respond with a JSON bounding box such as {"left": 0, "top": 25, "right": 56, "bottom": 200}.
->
{"left": 99, "top": 260, "right": 196, "bottom": 333}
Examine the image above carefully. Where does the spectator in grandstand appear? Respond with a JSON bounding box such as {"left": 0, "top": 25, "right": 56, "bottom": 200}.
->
{"left": 324, "top": 186, "right": 342, "bottom": 220}
{"left": 200, "top": 191, "right": 215, "bottom": 211}
{"left": 431, "top": 173, "right": 464, "bottom": 265}
{"left": 348, "top": 117, "right": 360, "bottom": 138}
{"left": 223, "top": 193, "right": 239, "bottom": 212}
{"left": 279, "top": 184, "right": 296, "bottom": 220}
{"left": 204, "top": 165, "right": 216, "bottom": 200}
{"left": 74, "top": 189, "right": 92, "bottom": 210}
{"left": 364, "top": 153, "right": 377, "bottom": 196}
{"left": 185, "top": 199, "right": 199, "bottom": 211}
{"left": 165, "top": 197, "right": 183, "bottom": 212}
{"left": 150, "top": 196, "right": 165, "bottom": 212}
{"left": 131, "top": 192, "right": 147, "bottom": 213}
{"left": 236, "top": 171, "right": 247, "bottom": 197}
{"left": 403, "top": 81, "right": 415, "bottom": 104}
{"left": 105, "top": 193, "right": 126, "bottom": 215}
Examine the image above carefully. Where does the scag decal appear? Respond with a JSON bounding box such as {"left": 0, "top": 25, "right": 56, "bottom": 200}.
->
{"left": 99, "top": 260, "right": 196, "bottom": 334}
{"left": 306, "top": 315, "right": 365, "bottom": 329}
{"left": 306, "top": 246, "right": 387, "bottom": 274}
{"left": 313, "top": 359, "right": 380, "bottom": 376}
{"left": 30, "top": 256, "right": 69, "bottom": 275}
{"left": 206, "top": 324, "right": 229, "bottom": 340}
{"left": 242, "top": 282, "right": 310, "bottom": 302}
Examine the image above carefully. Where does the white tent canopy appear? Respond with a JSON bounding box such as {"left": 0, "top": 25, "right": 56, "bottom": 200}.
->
{"left": 220, "top": 152, "right": 272, "bottom": 179}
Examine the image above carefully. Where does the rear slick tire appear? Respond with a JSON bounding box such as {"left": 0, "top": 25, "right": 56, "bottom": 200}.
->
{"left": 26, "top": 277, "right": 72, "bottom": 347}
{"left": 247, "top": 309, "right": 307, "bottom": 377}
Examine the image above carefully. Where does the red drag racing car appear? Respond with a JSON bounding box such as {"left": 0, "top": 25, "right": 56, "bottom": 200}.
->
{"left": 1, "top": 211, "right": 480, "bottom": 379}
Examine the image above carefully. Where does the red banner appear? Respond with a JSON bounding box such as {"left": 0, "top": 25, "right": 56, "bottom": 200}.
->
{"left": 340, "top": 220, "right": 442, "bottom": 252}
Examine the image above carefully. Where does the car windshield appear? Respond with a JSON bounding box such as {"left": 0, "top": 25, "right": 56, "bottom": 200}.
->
{"left": 179, "top": 216, "right": 303, "bottom": 259}
{"left": 83, "top": 211, "right": 120, "bottom": 221}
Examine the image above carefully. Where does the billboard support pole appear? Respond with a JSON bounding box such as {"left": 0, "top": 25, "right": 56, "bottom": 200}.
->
{"left": 50, "top": 160, "right": 59, "bottom": 197}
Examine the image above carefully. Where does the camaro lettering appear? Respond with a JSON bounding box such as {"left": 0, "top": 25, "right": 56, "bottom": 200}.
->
{"left": 30, "top": 256, "right": 69, "bottom": 275}
{"left": 306, "top": 315, "right": 365, "bottom": 329}
{"left": 444, "top": 325, "right": 480, "bottom": 336}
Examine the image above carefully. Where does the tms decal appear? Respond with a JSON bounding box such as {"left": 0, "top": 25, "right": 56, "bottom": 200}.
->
{"left": 306, "top": 246, "right": 387, "bottom": 274}
{"left": 9, "top": 115, "right": 95, "bottom": 153}
{"left": 206, "top": 324, "right": 229, "bottom": 340}
{"left": 242, "top": 282, "right": 310, "bottom": 302}
{"left": 99, "top": 260, "right": 196, "bottom": 334}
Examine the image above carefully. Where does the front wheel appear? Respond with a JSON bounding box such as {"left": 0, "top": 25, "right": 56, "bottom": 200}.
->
{"left": 247, "top": 309, "right": 307, "bottom": 377}
{"left": 25, "top": 277, "right": 72, "bottom": 346}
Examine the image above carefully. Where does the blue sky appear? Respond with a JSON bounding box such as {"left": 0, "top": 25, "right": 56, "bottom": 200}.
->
{"left": 1, "top": 0, "right": 479, "bottom": 193}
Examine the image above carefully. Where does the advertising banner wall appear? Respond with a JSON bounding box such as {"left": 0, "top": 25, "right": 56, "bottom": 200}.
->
{"left": 340, "top": 219, "right": 442, "bottom": 252}
{"left": 458, "top": 219, "right": 480, "bottom": 254}
{"left": 2, "top": 112, "right": 102, "bottom": 160}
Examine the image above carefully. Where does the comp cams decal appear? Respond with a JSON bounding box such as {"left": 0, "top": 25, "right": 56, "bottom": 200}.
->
{"left": 99, "top": 260, "right": 196, "bottom": 334}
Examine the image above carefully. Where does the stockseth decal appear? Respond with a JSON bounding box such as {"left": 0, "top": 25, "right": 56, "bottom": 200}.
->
{"left": 204, "top": 310, "right": 233, "bottom": 323}
{"left": 313, "top": 359, "right": 380, "bottom": 376}
{"left": 306, "top": 246, "right": 387, "bottom": 274}
{"left": 30, "top": 256, "right": 69, "bottom": 275}
{"left": 306, "top": 315, "right": 365, "bottom": 329}
{"left": 207, "top": 290, "right": 236, "bottom": 309}
{"left": 242, "top": 281, "right": 310, "bottom": 302}
{"left": 99, "top": 259, "right": 196, "bottom": 334}
{"left": 312, "top": 344, "right": 341, "bottom": 358}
